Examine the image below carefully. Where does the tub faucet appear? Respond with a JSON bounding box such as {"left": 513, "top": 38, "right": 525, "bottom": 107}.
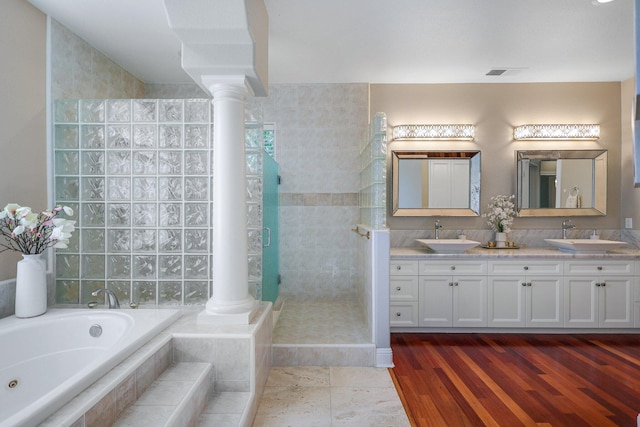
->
{"left": 92, "top": 289, "right": 120, "bottom": 309}
{"left": 561, "top": 219, "right": 575, "bottom": 239}
{"left": 434, "top": 219, "right": 443, "bottom": 240}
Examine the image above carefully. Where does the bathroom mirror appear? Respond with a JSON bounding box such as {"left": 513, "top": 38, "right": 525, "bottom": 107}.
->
{"left": 391, "top": 150, "right": 481, "bottom": 216}
{"left": 516, "top": 149, "right": 607, "bottom": 217}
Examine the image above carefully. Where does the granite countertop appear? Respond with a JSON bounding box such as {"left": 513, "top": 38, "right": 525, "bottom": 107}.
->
{"left": 391, "top": 246, "right": 640, "bottom": 260}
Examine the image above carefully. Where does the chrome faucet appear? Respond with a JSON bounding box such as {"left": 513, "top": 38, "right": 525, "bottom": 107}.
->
{"left": 92, "top": 289, "right": 120, "bottom": 309}
{"left": 561, "top": 219, "right": 576, "bottom": 239}
{"left": 434, "top": 219, "right": 443, "bottom": 239}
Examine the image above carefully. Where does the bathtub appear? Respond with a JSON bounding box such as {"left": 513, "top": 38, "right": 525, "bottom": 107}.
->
{"left": 0, "top": 308, "right": 180, "bottom": 427}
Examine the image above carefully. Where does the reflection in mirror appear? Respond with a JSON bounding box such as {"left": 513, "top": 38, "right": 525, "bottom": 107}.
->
{"left": 392, "top": 151, "right": 481, "bottom": 216}
{"left": 516, "top": 150, "right": 607, "bottom": 217}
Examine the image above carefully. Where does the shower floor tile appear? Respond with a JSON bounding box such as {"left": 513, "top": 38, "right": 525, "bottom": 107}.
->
{"left": 272, "top": 301, "right": 370, "bottom": 345}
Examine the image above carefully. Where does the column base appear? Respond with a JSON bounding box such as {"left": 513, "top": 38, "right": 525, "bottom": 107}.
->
{"left": 198, "top": 296, "right": 259, "bottom": 325}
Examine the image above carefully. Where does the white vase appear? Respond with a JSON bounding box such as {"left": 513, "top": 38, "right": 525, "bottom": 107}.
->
{"left": 495, "top": 232, "right": 507, "bottom": 248}
{"left": 15, "top": 254, "right": 48, "bottom": 318}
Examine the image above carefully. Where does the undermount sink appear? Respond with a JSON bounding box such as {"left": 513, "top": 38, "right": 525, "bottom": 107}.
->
{"left": 416, "top": 239, "right": 481, "bottom": 253}
{"left": 544, "top": 239, "right": 627, "bottom": 254}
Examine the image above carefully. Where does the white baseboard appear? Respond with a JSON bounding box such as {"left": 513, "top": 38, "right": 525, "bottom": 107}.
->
{"left": 375, "top": 347, "right": 394, "bottom": 368}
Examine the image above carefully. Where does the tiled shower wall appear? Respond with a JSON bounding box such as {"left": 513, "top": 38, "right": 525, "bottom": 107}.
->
{"left": 53, "top": 99, "right": 265, "bottom": 306}
{"left": 51, "top": 19, "right": 144, "bottom": 100}
{"left": 250, "top": 84, "right": 369, "bottom": 301}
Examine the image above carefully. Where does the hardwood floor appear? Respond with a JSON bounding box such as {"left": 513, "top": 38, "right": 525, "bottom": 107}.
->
{"left": 390, "top": 333, "right": 640, "bottom": 427}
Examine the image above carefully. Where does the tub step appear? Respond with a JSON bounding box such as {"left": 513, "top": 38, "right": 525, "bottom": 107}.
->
{"left": 114, "top": 362, "right": 212, "bottom": 427}
{"left": 194, "top": 391, "right": 251, "bottom": 427}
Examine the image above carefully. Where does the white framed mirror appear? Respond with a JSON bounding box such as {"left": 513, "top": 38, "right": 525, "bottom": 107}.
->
{"left": 516, "top": 149, "right": 607, "bottom": 217}
{"left": 391, "top": 150, "right": 481, "bottom": 217}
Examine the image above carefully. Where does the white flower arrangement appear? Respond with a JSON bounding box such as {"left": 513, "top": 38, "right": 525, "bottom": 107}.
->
{"left": 484, "top": 194, "right": 516, "bottom": 233}
{"left": 0, "top": 203, "right": 76, "bottom": 254}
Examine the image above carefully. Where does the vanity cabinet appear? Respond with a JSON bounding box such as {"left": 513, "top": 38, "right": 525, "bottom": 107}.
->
{"left": 418, "top": 261, "right": 487, "bottom": 327}
{"left": 390, "top": 260, "right": 419, "bottom": 327}
{"left": 487, "top": 260, "right": 563, "bottom": 327}
{"left": 390, "top": 256, "right": 639, "bottom": 331}
{"left": 563, "top": 260, "right": 634, "bottom": 328}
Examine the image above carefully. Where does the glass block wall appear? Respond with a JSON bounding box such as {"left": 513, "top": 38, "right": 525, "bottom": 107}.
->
{"left": 359, "top": 112, "right": 387, "bottom": 229}
{"left": 53, "top": 99, "right": 264, "bottom": 306}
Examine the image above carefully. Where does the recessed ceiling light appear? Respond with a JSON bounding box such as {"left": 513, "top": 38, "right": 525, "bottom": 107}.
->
{"left": 593, "top": 0, "right": 615, "bottom": 4}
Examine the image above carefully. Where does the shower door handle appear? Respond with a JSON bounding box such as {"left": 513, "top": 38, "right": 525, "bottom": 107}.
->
{"left": 263, "top": 227, "right": 271, "bottom": 248}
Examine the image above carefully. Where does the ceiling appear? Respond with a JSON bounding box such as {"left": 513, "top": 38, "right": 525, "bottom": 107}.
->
{"left": 29, "top": 0, "right": 635, "bottom": 86}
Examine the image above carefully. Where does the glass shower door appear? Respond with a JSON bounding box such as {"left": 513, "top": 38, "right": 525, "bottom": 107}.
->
{"left": 262, "top": 150, "right": 279, "bottom": 303}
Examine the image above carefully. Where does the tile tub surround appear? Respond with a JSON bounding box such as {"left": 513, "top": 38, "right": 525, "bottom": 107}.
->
{"left": 253, "top": 366, "right": 411, "bottom": 427}
{"left": 41, "top": 303, "right": 273, "bottom": 427}
{"left": 0, "top": 279, "right": 16, "bottom": 319}
{"left": 391, "top": 228, "right": 628, "bottom": 249}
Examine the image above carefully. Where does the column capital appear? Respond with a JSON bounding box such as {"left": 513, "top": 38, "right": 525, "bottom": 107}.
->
{"left": 201, "top": 75, "right": 254, "bottom": 97}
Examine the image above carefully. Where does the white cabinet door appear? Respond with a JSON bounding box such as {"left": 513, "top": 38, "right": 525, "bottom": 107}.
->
{"left": 600, "top": 278, "right": 634, "bottom": 328}
{"left": 419, "top": 276, "right": 453, "bottom": 327}
{"left": 453, "top": 276, "right": 487, "bottom": 327}
{"left": 420, "top": 275, "right": 487, "bottom": 327}
{"left": 488, "top": 276, "right": 526, "bottom": 327}
{"left": 564, "top": 276, "right": 634, "bottom": 328}
{"left": 528, "top": 277, "right": 563, "bottom": 327}
{"left": 564, "top": 277, "right": 598, "bottom": 328}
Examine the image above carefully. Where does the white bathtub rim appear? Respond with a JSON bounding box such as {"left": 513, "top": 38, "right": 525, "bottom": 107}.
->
{"left": 1, "top": 308, "right": 181, "bottom": 427}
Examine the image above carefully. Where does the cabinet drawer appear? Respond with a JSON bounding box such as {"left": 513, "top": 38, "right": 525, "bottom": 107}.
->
{"left": 488, "top": 260, "right": 563, "bottom": 276}
{"left": 390, "top": 260, "right": 419, "bottom": 276}
{"left": 564, "top": 260, "right": 634, "bottom": 276}
{"left": 390, "top": 303, "right": 419, "bottom": 327}
{"left": 420, "top": 260, "right": 487, "bottom": 275}
{"left": 390, "top": 277, "right": 419, "bottom": 301}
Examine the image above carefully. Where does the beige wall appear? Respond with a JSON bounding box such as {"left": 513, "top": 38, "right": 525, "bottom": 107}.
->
{"left": 0, "top": 1, "right": 47, "bottom": 280}
{"left": 371, "top": 82, "right": 623, "bottom": 232}
{"left": 619, "top": 77, "right": 640, "bottom": 226}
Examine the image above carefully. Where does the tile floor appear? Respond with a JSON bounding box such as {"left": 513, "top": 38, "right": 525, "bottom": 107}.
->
{"left": 249, "top": 301, "right": 411, "bottom": 426}
{"left": 272, "top": 301, "right": 370, "bottom": 344}
{"left": 252, "top": 366, "right": 411, "bottom": 427}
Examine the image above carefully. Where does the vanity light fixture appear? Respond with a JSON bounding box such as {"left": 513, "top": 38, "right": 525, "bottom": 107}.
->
{"left": 513, "top": 124, "right": 600, "bottom": 140}
{"left": 391, "top": 124, "right": 475, "bottom": 141}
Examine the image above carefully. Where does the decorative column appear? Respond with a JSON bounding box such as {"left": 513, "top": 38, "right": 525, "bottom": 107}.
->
{"left": 199, "top": 76, "right": 258, "bottom": 324}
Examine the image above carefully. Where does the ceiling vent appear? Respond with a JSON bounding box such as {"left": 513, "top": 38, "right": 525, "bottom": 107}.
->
{"left": 486, "top": 67, "right": 529, "bottom": 77}
{"left": 486, "top": 69, "right": 507, "bottom": 76}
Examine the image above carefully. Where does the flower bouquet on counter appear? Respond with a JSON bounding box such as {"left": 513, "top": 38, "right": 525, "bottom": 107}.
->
{"left": 0, "top": 203, "right": 76, "bottom": 254}
{"left": 483, "top": 194, "right": 516, "bottom": 233}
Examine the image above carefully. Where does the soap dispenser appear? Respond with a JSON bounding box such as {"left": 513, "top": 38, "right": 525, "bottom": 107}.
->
{"left": 590, "top": 229, "right": 600, "bottom": 240}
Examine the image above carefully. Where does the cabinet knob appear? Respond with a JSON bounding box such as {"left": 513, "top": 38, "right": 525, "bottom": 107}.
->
{"left": 396, "top": 312, "right": 402, "bottom": 317}
{"left": 449, "top": 282, "right": 454, "bottom": 286}
{"left": 454, "top": 282, "right": 459, "bottom": 286}
{"left": 451, "top": 266, "right": 456, "bottom": 270}
{"left": 597, "top": 266, "right": 603, "bottom": 271}
{"left": 595, "top": 282, "right": 601, "bottom": 287}
{"left": 396, "top": 286, "right": 401, "bottom": 291}
{"left": 601, "top": 282, "right": 606, "bottom": 287}
{"left": 521, "top": 282, "right": 527, "bottom": 287}
{"left": 527, "top": 282, "right": 532, "bottom": 287}
{"left": 524, "top": 266, "right": 529, "bottom": 271}
{"left": 396, "top": 265, "right": 401, "bottom": 271}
